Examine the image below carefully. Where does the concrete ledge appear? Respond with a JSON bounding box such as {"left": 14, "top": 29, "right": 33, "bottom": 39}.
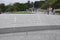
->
{"left": 0, "top": 25, "right": 60, "bottom": 34}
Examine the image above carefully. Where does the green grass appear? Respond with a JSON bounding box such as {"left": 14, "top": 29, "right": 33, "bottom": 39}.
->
{"left": 12, "top": 11, "right": 33, "bottom": 14}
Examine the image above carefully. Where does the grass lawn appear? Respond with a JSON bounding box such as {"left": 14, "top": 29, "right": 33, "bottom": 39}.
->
{"left": 12, "top": 11, "right": 33, "bottom": 14}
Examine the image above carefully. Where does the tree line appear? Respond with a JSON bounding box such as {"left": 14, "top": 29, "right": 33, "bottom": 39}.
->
{"left": 0, "top": 1, "right": 45, "bottom": 13}
{"left": 41, "top": 0, "right": 60, "bottom": 9}
{"left": 0, "top": 0, "right": 60, "bottom": 13}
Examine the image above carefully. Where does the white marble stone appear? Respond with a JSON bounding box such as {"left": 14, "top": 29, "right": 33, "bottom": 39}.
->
{"left": 0, "top": 30, "right": 60, "bottom": 40}
{"left": 0, "top": 14, "right": 60, "bottom": 28}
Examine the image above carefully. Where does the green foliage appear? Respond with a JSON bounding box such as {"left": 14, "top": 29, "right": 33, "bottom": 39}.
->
{"left": 5, "top": 5, "right": 14, "bottom": 12}
{"left": 0, "top": 1, "right": 46, "bottom": 13}
{"left": 41, "top": 4, "right": 47, "bottom": 9}
{"left": 41, "top": 0, "right": 60, "bottom": 9}
{"left": 0, "top": 3, "right": 5, "bottom": 12}
{"left": 5, "top": 3, "right": 29, "bottom": 12}
{"left": 34, "top": 1, "right": 45, "bottom": 8}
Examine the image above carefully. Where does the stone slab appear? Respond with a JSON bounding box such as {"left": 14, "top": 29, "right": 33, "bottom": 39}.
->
{"left": 0, "top": 30, "right": 60, "bottom": 40}
{"left": 0, "top": 14, "right": 60, "bottom": 34}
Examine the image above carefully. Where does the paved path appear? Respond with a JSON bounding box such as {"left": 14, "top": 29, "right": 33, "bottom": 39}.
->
{"left": 0, "top": 14, "right": 60, "bottom": 32}
{"left": 0, "top": 14, "right": 60, "bottom": 33}
{"left": 0, "top": 14, "right": 60, "bottom": 28}
{"left": 0, "top": 30, "right": 60, "bottom": 40}
{"left": 0, "top": 14, "right": 60, "bottom": 40}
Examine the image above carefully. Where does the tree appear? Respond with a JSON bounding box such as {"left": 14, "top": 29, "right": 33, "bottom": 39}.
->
{"left": 26, "top": 1, "right": 31, "bottom": 8}
{"left": 34, "top": 1, "right": 45, "bottom": 8}
{"left": 13, "top": 3, "right": 20, "bottom": 11}
{"left": 5, "top": 5, "right": 14, "bottom": 12}
{"left": 54, "top": 0, "right": 60, "bottom": 9}
{"left": 41, "top": 0, "right": 60, "bottom": 9}
{"left": 0, "top": 3, "right": 5, "bottom": 13}
{"left": 13, "top": 3, "right": 28, "bottom": 11}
